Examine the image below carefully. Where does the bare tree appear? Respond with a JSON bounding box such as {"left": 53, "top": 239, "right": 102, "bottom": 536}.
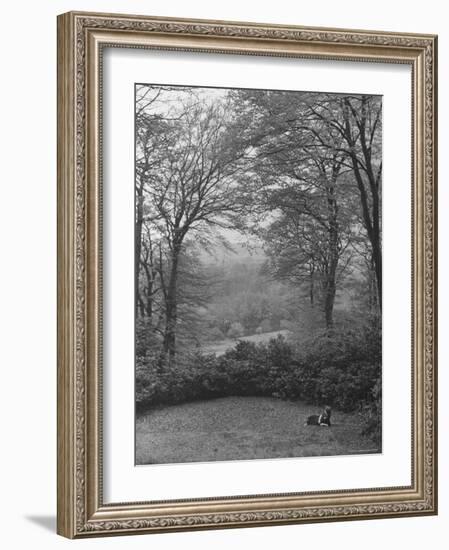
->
{"left": 137, "top": 89, "right": 251, "bottom": 361}
{"left": 304, "top": 94, "right": 383, "bottom": 308}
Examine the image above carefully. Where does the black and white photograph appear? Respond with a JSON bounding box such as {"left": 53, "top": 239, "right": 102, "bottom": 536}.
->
{"left": 134, "top": 83, "right": 382, "bottom": 465}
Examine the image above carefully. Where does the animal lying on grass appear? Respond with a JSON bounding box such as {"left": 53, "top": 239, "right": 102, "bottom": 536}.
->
{"left": 304, "top": 406, "right": 332, "bottom": 427}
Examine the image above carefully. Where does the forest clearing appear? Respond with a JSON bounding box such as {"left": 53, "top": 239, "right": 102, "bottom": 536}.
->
{"left": 134, "top": 83, "right": 382, "bottom": 463}
{"left": 136, "top": 396, "right": 378, "bottom": 464}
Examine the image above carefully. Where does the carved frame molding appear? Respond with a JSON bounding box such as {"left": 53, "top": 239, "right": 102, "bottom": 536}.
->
{"left": 57, "top": 11, "right": 437, "bottom": 538}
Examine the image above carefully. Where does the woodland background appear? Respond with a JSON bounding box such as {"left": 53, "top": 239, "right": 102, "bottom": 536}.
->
{"left": 2, "top": 1, "right": 445, "bottom": 548}
{"left": 135, "top": 85, "right": 382, "bottom": 455}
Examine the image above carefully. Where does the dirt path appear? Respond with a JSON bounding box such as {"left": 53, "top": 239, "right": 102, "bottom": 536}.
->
{"left": 136, "top": 396, "right": 379, "bottom": 465}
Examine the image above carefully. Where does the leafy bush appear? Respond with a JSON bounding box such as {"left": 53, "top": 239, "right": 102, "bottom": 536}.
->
{"left": 208, "top": 326, "right": 225, "bottom": 341}
{"left": 227, "top": 321, "right": 245, "bottom": 339}
{"left": 359, "top": 376, "right": 382, "bottom": 447}
{"left": 260, "top": 318, "right": 272, "bottom": 333}
{"left": 136, "top": 326, "right": 381, "bottom": 443}
{"left": 135, "top": 317, "right": 161, "bottom": 357}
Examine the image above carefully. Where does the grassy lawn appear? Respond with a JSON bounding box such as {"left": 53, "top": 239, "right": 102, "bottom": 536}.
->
{"left": 136, "top": 396, "right": 380, "bottom": 465}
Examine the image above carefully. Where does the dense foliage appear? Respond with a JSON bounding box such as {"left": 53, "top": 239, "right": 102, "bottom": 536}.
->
{"left": 134, "top": 85, "right": 383, "bottom": 450}
{"left": 136, "top": 326, "right": 381, "bottom": 445}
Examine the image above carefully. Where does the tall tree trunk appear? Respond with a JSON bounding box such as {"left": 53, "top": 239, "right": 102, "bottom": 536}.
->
{"left": 323, "top": 176, "right": 339, "bottom": 330}
{"left": 343, "top": 97, "right": 382, "bottom": 311}
{"left": 309, "top": 265, "right": 315, "bottom": 307}
{"left": 349, "top": 156, "right": 382, "bottom": 311}
{"left": 324, "top": 262, "right": 337, "bottom": 329}
{"left": 368, "top": 261, "right": 378, "bottom": 312}
{"left": 143, "top": 267, "right": 153, "bottom": 319}
{"left": 142, "top": 239, "right": 155, "bottom": 320}
{"left": 371, "top": 239, "right": 382, "bottom": 310}
{"left": 162, "top": 240, "right": 181, "bottom": 362}
{"left": 135, "top": 180, "right": 144, "bottom": 318}
{"left": 324, "top": 234, "right": 338, "bottom": 329}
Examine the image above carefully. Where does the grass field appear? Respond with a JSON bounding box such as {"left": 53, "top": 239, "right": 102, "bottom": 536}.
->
{"left": 135, "top": 396, "right": 379, "bottom": 465}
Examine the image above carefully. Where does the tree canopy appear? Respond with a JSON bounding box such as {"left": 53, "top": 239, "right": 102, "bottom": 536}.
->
{"left": 135, "top": 85, "right": 382, "bottom": 363}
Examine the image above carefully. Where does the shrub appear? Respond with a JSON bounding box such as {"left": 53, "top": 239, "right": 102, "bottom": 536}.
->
{"left": 208, "top": 326, "right": 225, "bottom": 341}
{"left": 286, "top": 326, "right": 381, "bottom": 411}
{"left": 136, "top": 323, "right": 382, "bottom": 445}
{"left": 360, "top": 376, "right": 382, "bottom": 448}
{"left": 227, "top": 321, "right": 245, "bottom": 339}
{"left": 135, "top": 317, "right": 161, "bottom": 357}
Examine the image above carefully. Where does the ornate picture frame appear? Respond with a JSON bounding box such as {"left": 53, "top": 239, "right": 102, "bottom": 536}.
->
{"left": 57, "top": 11, "right": 437, "bottom": 538}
